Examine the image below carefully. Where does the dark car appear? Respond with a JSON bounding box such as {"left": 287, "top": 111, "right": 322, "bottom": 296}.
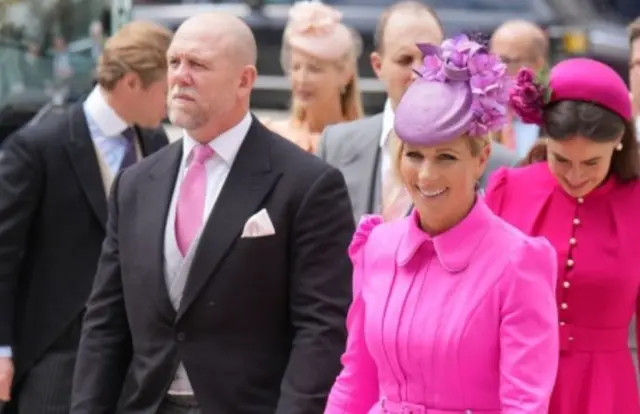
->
{"left": 132, "top": 0, "right": 631, "bottom": 113}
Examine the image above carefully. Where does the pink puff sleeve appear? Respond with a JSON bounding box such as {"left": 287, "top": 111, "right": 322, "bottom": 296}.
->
{"left": 324, "top": 215, "right": 382, "bottom": 414}
{"left": 499, "top": 236, "right": 559, "bottom": 413}
{"left": 484, "top": 166, "right": 510, "bottom": 215}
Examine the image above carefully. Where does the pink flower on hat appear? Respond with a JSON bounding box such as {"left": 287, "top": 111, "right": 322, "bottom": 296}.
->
{"left": 287, "top": 0, "right": 343, "bottom": 36}
{"left": 509, "top": 67, "right": 550, "bottom": 125}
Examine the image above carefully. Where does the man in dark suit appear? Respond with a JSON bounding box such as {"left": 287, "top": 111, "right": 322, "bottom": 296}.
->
{"left": 0, "top": 21, "right": 172, "bottom": 413}
{"left": 71, "top": 12, "right": 354, "bottom": 414}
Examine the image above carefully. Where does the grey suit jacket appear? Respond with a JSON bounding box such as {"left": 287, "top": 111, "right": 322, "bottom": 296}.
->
{"left": 317, "top": 114, "right": 519, "bottom": 221}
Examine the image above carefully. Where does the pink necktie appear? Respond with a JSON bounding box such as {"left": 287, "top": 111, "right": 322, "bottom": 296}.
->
{"left": 175, "top": 144, "right": 214, "bottom": 255}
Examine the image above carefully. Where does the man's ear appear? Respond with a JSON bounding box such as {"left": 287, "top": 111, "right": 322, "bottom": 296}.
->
{"left": 370, "top": 51, "right": 383, "bottom": 79}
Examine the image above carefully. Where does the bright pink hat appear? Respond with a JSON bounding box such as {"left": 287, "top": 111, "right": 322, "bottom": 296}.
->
{"left": 548, "top": 58, "right": 631, "bottom": 121}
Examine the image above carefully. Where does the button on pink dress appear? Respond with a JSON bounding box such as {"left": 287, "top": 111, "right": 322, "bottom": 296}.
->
{"left": 485, "top": 162, "right": 640, "bottom": 414}
{"left": 325, "top": 198, "right": 559, "bottom": 414}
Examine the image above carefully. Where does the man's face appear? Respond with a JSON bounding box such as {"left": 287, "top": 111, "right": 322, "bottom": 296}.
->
{"left": 132, "top": 77, "right": 168, "bottom": 128}
{"left": 166, "top": 26, "right": 242, "bottom": 132}
{"left": 630, "top": 38, "right": 640, "bottom": 115}
{"left": 490, "top": 34, "right": 540, "bottom": 76}
{"left": 117, "top": 72, "right": 168, "bottom": 129}
{"left": 371, "top": 12, "right": 443, "bottom": 110}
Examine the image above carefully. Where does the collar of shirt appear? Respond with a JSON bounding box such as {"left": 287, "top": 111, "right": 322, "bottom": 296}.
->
{"left": 181, "top": 111, "right": 253, "bottom": 168}
{"left": 397, "top": 197, "right": 494, "bottom": 272}
{"left": 380, "top": 99, "right": 395, "bottom": 149}
{"left": 635, "top": 116, "right": 640, "bottom": 139}
{"left": 83, "top": 85, "right": 128, "bottom": 137}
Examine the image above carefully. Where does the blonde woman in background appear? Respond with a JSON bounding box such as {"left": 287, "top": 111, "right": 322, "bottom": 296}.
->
{"left": 265, "top": 0, "right": 364, "bottom": 152}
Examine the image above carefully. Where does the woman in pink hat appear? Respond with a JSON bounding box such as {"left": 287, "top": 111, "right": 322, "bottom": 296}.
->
{"left": 486, "top": 58, "right": 640, "bottom": 413}
{"left": 324, "top": 34, "right": 559, "bottom": 414}
{"left": 264, "top": 0, "right": 363, "bottom": 152}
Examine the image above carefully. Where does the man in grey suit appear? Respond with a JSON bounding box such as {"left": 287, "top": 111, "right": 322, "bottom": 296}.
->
{"left": 317, "top": 1, "right": 518, "bottom": 221}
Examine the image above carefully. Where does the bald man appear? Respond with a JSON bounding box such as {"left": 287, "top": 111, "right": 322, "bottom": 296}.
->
{"left": 70, "top": 13, "right": 355, "bottom": 414}
{"left": 491, "top": 20, "right": 549, "bottom": 157}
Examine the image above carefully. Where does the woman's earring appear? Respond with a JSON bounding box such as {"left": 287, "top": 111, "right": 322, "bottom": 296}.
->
{"left": 340, "top": 85, "right": 346, "bottom": 95}
{"left": 616, "top": 142, "right": 623, "bottom": 151}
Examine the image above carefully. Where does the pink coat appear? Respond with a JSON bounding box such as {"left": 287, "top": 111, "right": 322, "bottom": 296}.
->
{"left": 325, "top": 198, "right": 559, "bottom": 414}
{"left": 486, "top": 163, "right": 640, "bottom": 413}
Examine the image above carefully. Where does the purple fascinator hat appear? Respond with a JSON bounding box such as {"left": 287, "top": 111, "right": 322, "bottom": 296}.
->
{"left": 394, "top": 34, "right": 511, "bottom": 145}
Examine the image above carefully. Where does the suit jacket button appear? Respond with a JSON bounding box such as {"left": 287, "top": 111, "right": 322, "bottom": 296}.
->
{"left": 176, "top": 332, "right": 186, "bottom": 341}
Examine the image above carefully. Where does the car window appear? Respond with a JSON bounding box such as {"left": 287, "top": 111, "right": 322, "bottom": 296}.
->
{"left": 0, "top": 0, "right": 107, "bottom": 107}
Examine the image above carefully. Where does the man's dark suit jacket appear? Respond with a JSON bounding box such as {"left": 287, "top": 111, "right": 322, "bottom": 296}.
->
{"left": 70, "top": 117, "right": 355, "bottom": 414}
{"left": 0, "top": 103, "right": 168, "bottom": 387}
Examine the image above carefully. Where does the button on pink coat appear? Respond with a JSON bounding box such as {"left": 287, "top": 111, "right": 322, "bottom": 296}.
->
{"left": 325, "top": 198, "right": 559, "bottom": 414}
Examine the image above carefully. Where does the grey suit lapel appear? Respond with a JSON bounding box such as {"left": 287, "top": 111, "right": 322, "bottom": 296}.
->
{"left": 352, "top": 114, "right": 383, "bottom": 217}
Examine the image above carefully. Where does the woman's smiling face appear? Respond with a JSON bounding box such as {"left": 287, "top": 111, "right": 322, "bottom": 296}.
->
{"left": 397, "top": 134, "right": 489, "bottom": 234}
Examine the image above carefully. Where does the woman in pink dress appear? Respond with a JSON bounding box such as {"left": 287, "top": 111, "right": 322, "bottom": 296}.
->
{"left": 486, "top": 58, "right": 640, "bottom": 413}
{"left": 324, "top": 35, "right": 559, "bottom": 414}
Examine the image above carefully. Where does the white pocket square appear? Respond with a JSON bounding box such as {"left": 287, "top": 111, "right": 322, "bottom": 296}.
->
{"left": 241, "top": 208, "right": 276, "bottom": 238}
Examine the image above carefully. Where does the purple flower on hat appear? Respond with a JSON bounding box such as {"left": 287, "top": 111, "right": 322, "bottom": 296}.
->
{"left": 403, "top": 34, "right": 511, "bottom": 142}
{"left": 509, "top": 67, "right": 549, "bottom": 125}
{"left": 415, "top": 43, "right": 445, "bottom": 81}
{"left": 468, "top": 53, "right": 509, "bottom": 101}
{"left": 468, "top": 98, "right": 506, "bottom": 136}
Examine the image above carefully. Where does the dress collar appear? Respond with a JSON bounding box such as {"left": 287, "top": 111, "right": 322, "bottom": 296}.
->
{"left": 397, "top": 197, "right": 494, "bottom": 272}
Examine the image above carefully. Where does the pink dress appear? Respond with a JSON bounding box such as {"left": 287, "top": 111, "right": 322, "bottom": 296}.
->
{"left": 325, "top": 198, "right": 559, "bottom": 414}
{"left": 485, "top": 162, "right": 640, "bottom": 414}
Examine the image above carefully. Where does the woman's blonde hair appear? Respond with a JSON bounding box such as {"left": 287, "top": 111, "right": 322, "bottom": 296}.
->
{"left": 97, "top": 21, "right": 173, "bottom": 91}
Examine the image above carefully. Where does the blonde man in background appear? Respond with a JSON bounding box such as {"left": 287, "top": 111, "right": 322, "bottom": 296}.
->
{"left": 0, "top": 21, "right": 171, "bottom": 414}
{"left": 265, "top": 0, "right": 364, "bottom": 152}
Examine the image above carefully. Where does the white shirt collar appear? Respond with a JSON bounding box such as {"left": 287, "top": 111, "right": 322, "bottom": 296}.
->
{"left": 181, "top": 112, "right": 253, "bottom": 167}
{"left": 82, "top": 85, "right": 129, "bottom": 137}
{"left": 380, "top": 99, "right": 395, "bottom": 149}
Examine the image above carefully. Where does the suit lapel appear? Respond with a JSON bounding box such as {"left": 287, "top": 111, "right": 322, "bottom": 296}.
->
{"left": 136, "top": 125, "right": 168, "bottom": 156}
{"left": 178, "top": 120, "right": 281, "bottom": 318}
{"left": 359, "top": 115, "right": 383, "bottom": 214}
{"left": 140, "top": 142, "right": 182, "bottom": 321}
{"left": 65, "top": 104, "right": 108, "bottom": 229}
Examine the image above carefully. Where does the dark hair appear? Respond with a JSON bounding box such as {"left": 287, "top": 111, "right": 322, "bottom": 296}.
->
{"left": 522, "top": 101, "right": 640, "bottom": 182}
{"left": 374, "top": 0, "right": 442, "bottom": 53}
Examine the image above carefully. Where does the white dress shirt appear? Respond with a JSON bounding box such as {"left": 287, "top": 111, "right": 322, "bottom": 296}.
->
{"left": 83, "top": 85, "right": 132, "bottom": 177}
{"left": 163, "top": 111, "right": 252, "bottom": 395}
{"left": 379, "top": 99, "right": 395, "bottom": 184}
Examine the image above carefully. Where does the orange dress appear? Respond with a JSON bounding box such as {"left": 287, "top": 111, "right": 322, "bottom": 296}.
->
{"left": 262, "top": 119, "right": 319, "bottom": 153}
